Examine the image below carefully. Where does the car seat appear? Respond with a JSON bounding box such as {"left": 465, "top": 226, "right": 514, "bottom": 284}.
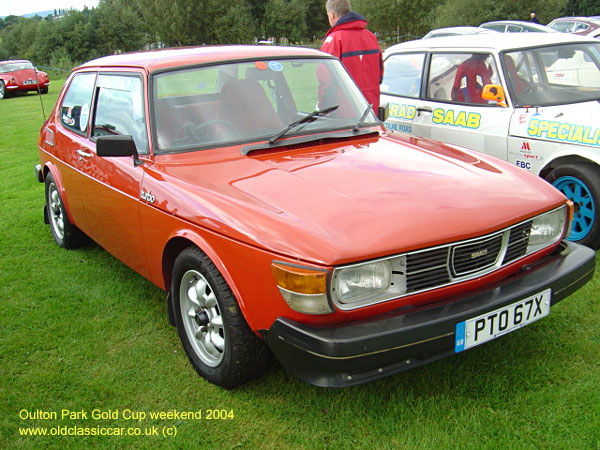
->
{"left": 451, "top": 56, "right": 492, "bottom": 103}
{"left": 219, "top": 78, "right": 281, "bottom": 132}
{"left": 503, "top": 55, "right": 528, "bottom": 94}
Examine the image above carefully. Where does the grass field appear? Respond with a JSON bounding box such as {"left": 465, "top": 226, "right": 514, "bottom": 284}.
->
{"left": 1, "top": 82, "right": 599, "bottom": 450}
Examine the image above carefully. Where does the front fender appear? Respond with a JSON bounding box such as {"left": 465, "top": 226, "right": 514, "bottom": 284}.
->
{"left": 41, "top": 161, "right": 78, "bottom": 226}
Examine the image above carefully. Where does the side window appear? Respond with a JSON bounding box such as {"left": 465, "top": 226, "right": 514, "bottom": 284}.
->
{"left": 575, "top": 22, "right": 589, "bottom": 33}
{"left": 507, "top": 25, "right": 523, "bottom": 32}
{"left": 427, "top": 53, "right": 500, "bottom": 105}
{"left": 381, "top": 53, "right": 425, "bottom": 98}
{"left": 60, "top": 73, "right": 96, "bottom": 135}
{"left": 92, "top": 74, "right": 148, "bottom": 154}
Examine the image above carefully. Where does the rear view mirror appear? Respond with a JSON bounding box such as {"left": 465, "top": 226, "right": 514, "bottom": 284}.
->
{"left": 378, "top": 102, "right": 390, "bottom": 122}
{"left": 97, "top": 135, "right": 143, "bottom": 166}
{"left": 482, "top": 84, "right": 507, "bottom": 107}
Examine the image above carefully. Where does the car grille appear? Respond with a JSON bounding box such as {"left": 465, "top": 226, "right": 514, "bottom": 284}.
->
{"left": 405, "top": 220, "right": 533, "bottom": 294}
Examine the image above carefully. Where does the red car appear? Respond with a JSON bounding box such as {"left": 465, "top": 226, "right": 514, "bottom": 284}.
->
{"left": 0, "top": 60, "right": 50, "bottom": 99}
{"left": 35, "top": 46, "right": 594, "bottom": 387}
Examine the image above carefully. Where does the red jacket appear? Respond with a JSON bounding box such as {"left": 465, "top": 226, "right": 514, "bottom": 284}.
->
{"left": 320, "top": 12, "right": 383, "bottom": 111}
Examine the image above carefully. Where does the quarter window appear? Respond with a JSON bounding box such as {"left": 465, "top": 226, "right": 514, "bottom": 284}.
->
{"left": 92, "top": 74, "right": 148, "bottom": 154}
{"left": 381, "top": 53, "right": 425, "bottom": 98}
{"left": 60, "top": 73, "right": 96, "bottom": 134}
{"left": 427, "top": 53, "right": 500, "bottom": 105}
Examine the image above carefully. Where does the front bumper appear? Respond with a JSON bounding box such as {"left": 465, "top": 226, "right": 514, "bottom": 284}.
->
{"left": 262, "top": 241, "right": 595, "bottom": 387}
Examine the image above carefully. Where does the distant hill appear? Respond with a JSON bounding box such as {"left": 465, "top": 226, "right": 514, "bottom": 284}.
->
{"left": 2, "top": 10, "right": 54, "bottom": 19}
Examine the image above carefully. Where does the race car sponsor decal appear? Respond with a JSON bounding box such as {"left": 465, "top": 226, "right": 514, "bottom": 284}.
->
{"left": 384, "top": 121, "right": 413, "bottom": 133}
{"left": 388, "top": 103, "right": 416, "bottom": 120}
{"left": 432, "top": 108, "right": 481, "bottom": 129}
{"left": 528, "top": 119, "right": 600, "bottom": 147}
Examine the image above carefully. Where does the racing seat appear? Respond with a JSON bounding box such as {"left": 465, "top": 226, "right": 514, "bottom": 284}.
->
{"left": 219, "top": 78, "right": 281, "bottom": 132}
{"left": 451, "top": 56, "right": 492, "bottom": 104}
{"left": 503, "top": 55, "right": 528, "bottom": 95}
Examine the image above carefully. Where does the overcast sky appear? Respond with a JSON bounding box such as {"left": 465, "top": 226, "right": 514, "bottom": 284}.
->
{"left": 2, "top": 0, "right": 99, "bottom": 17}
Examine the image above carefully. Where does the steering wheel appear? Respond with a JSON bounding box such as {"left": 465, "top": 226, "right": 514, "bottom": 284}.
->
{"left": 195, "top": 120, "right": 236, "bottom": 137}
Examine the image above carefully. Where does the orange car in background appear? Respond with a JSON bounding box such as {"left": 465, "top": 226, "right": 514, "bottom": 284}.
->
{"left": 0, "top": 60, "right": 49, "bottom": 98}
{"left": 35, "top": 46, "right": 594, "bottom": 387}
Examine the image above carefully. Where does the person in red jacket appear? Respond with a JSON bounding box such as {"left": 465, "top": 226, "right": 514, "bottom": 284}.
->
{"left": 320, "top": 0, "right": 383, "bottom": 112}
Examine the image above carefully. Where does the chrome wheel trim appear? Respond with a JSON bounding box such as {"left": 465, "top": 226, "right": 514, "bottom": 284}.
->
{"left": 179, "top": 269, "right": 225, "bottom": 367}
{"left": 48, "top": 182, "right": 65, "bottom": 240}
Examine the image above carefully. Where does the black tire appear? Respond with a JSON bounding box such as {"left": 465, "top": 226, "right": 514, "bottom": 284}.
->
{"left": 171, "top": 247, "right": 271, "bottom": 388}
{"left": 40, "top": 87, "right": 48, "bottom": 94}
{"left": 546, "top": 163, "right": 600, "bottom": 250}
{"left": 0, "top": 80, "right": 7, "bottom": 99}
{"left": 44, "top": 172, "right": 89, "bottom": 249}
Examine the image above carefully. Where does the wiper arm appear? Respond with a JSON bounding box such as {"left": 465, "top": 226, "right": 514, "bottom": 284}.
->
{"left": 268, "top": 105, "right": 339, "bottom": 144}
{"left": 353, "top": 104, "right": 374, "bottom": 132}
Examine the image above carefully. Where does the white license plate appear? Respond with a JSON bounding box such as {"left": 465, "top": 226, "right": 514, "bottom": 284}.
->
{"left": 23, "top": 80, "right": 36, "bottom": 85}
{"left": 455, "top": 289, "right": 551, "bottom": 352}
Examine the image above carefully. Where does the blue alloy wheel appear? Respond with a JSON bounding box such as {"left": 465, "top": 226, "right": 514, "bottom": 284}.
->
{"left": 552, "top": 175, "right": 595, "bottom": 241}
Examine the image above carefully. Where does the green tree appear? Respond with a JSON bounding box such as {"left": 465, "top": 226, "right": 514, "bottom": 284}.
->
{"left": 563, "top": 0, "right": 600, "bottom": 16}
{"left": 264, "top": 0, "right": 307, "bottom": 43}
{"left": 304, "top": 0, "right": 330, "bottom": 41}
{"left": 95, "top": 0, "right": 148, "bottom": 55}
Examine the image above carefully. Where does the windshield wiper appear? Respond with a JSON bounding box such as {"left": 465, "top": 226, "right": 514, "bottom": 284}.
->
{"left": 268, "top": 105, "right": 339, "bottom": 144}
{"left": 353, "top": 104, "right": 374, "bottom": 132}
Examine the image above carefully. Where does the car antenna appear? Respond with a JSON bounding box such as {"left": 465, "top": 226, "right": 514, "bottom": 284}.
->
{"left": 35, "top": 69, "right": 46, "bottom": 122}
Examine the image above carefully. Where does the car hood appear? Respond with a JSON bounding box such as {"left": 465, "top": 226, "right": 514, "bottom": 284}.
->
{"left": 510, "top": 101, "right": 600, "bottom": 148}
{"left": 148, "top": 133, "right": 565, "bottom": 266}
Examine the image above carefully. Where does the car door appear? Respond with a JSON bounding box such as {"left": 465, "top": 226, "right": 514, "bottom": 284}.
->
{"left": 53, "top": 72, "right": 97, "bottom": 234}
{"left": 80, "top": 72, "right": 151, "bottom": 277}
{"left": 380, "top": 52, "right": 425, "bottom": 136}
{"left": 410, "top": 51, "right": 513, "bottom": 161}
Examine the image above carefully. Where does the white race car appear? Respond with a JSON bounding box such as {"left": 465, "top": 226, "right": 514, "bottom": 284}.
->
{"left": 381, "top": 33, "right": 600, "bottom": 249}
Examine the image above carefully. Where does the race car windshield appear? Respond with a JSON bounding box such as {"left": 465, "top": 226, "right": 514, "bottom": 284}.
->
{"left": 152, "top": 58, "right": 376, "bottom": 153}
{"left": 504, "top": 42, "right": 600, "bottom": 107}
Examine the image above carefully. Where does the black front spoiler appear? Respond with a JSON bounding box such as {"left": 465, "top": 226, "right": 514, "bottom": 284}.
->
{"left": 261, "top": 241, "right": 595, "bottom": 387}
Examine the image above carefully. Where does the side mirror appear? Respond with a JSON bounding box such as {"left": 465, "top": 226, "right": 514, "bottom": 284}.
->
{"left": 378, "top": 102, "right": 390, "bottom": 122}
{"left": 96, "top": 135, "right": 143, "bottom": 166}
{"left": 482, "top": 84, "right": 507, "bottom": 107}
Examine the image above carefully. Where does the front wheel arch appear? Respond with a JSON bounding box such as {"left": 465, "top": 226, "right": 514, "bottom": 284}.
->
{"left": 545, "top": 162, "right": 600, "bottom": 249}
{"left": 170, "top": 245, "right": 271, "bottom": 387}
{"left": 162, "top": 234, "right": 253, "bottom": 330}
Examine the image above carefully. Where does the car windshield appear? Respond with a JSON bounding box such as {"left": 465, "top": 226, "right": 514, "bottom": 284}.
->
{"left": 503, "top": 42, "right": 600, "bottom": 107}
{"left": 0, "top": 61, "right": 35, "bottom": 73}
{"left": 152, "top": 58, "right": 375, "bottom": 153}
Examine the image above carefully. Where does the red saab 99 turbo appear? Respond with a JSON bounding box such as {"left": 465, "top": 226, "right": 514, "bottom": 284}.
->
{"left": 35, "top": 46, "right": 594, "bottom": 387}
{"left": 0, "top": 60, "right": 49, "bottom": 98}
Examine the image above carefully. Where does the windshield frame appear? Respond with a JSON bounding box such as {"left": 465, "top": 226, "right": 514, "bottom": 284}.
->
{"left": 149, "top": 56, "right": 378, "bottom": 155}
{"left": 500, "top": 41, "right": 600, "bottom": 108}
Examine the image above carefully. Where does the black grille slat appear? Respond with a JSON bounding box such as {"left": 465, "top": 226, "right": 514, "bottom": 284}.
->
{"left": 504, "top": 221, "right": 531, "bottom": 263}
{"left": 407, "top": 270, "right": 450, "bottom": 292}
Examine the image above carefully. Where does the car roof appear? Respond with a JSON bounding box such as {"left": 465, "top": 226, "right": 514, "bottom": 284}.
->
{"left": 480, "top": 20, "right": 557, "bottom": 31}
{"left": 424, "top": 26, "right": 490, "bottom": 35}
{"left": 384, "top": 32, "right": 597, "bottom": 54}
{"left": 77, "top": 45, "right": 328, "bottom": 73}
{"left": 549, "top": 17, "right": 598, "bottom": 24}
{"left": 0, "top": 59, "right": 31, "bottom": 64}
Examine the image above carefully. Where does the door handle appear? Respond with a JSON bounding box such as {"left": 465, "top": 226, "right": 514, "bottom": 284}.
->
{"left": 77, "top": 149, "right": 92, "bottom": 161}
{"left": 416, "top": 106, "right": 433, "bottom": 116}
